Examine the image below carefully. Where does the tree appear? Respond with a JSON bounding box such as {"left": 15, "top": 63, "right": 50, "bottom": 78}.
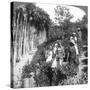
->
{"left": 54, "top": 5, "right": 73, "bottom": 29}
{"left": 13, "top": 3, "right": 51, "bottom": 37}
{"left": 54, "top": 5, "right": 82, "bottom": 48}
{"left": 47, "top": 25, "right": 65, "bottom": 42}
{"left": 54, "top": 5, "right": 75, "bottom": 42}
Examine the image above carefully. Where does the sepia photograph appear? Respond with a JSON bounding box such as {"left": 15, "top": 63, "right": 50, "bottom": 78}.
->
{"left": 10, "top": 2, "right": 88, "bottom": 88}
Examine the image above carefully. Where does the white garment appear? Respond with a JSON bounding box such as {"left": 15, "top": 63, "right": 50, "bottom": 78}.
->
{"left": 59, "top": 58, "right": 63, "bottom": 66}
{"left": 74, "top": 44, "right": 79, "bottom": 55}
{"left": 70, "top": 36, "right": 79, "bottom": 55}
{"left": 51, "top": 58, "right": 57, "bottom": 68}
{"left": 70, "top": 37, "right": 75, "bottom": 44}
{"left": 51, "top": 58, "right": 63, "bottom": 68}
{"left": 46, "top": 51, "right": 53, "bottom": 63}
{"left": 53, "top": 46, "right": 57, "bottom": 54}
{"left": 74, "top": 36, "right": 77, "bottom": 41}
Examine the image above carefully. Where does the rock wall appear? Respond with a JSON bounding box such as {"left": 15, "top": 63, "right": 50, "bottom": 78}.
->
{"left": 12, "top": 25, "right": 47, "bottom": 88}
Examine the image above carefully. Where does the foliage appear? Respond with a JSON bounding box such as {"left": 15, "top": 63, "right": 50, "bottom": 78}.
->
{"left": 48, "top": 25, "right": 65, "bottom": 41}
{"left": 54, "top": 5, "right": 73, "bottom": 27}
{"left": 21, "top": 39, "right": 79, "bottom": 86}
{"left": 54, "top": 5, "right": 83, "bottom": 47}
{"left": 22, "top": 64, "right": 34, "bottom": 78}
{"left": 60, "top": 72, "right": 88, "bottom": 85}
{"left": 36, "top": 64, "right": 53, "bottom": 86}
{"left": 14, "top": 3, "right": 51, "bottom": 32}
{"left": 53, "top": 5, "right": 81, "bottom": 49}
{"left": 61, "top": 62, "right": 79, "bottom": 77}
{"left": 13, "top": 3, "right": 51, "bottom": 47}
{"left": 21, "top": 41, "right": 67, "bottom": 86}
{"left": 75, "top": 15, "right": 88, "bottom": 43}
{"left": 31, "top": 45, "right": 46, "bottom": 65}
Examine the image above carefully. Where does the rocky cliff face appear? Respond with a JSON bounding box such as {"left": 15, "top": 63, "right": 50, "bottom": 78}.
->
{"left": 12, "top": 25, "right": 47, "bottom": 87}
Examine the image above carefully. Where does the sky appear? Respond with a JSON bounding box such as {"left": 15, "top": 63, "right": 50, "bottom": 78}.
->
{"left": 36, "top": 3, "right": 86, "bottom": 23}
